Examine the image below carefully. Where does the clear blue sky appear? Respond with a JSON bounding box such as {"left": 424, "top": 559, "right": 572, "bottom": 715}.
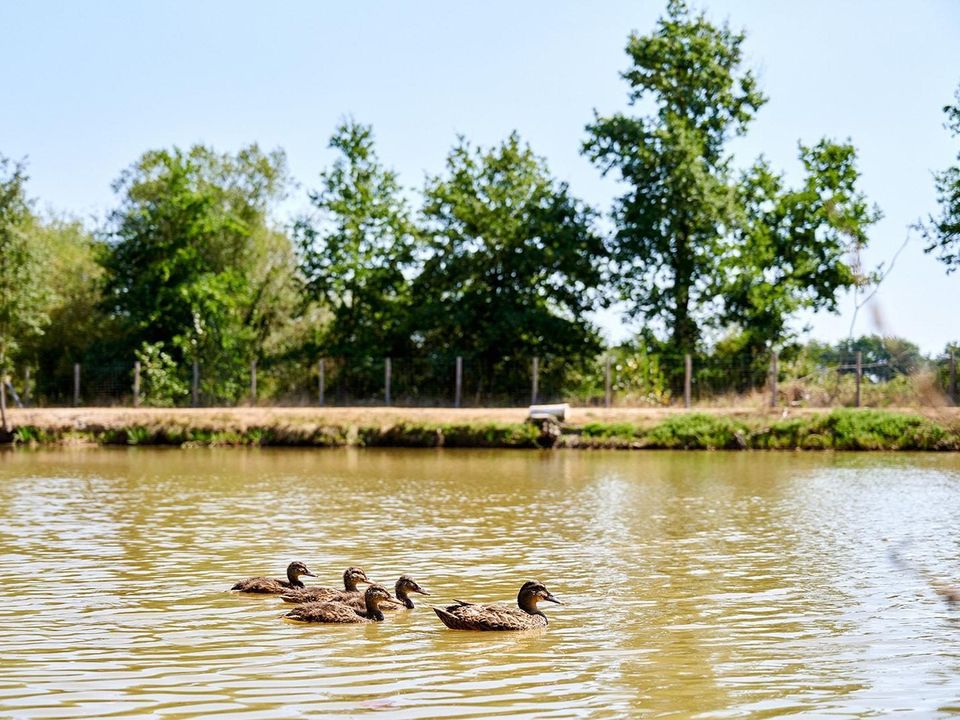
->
{"left": 3, "top": 1, "right": 958, "bottom": 353}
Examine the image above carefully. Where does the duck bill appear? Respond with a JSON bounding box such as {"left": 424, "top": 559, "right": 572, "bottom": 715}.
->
{"left": 303, "top": 570, "right": 317, "bottom": 577}
{"left": 543, "top": 593, "right": 562, "bottom": 605}
{"left": 413, "top": 586, "right": 430, "bottom": 596}
{"left": 383, "top": 597, "right": 405, "bottom": 606}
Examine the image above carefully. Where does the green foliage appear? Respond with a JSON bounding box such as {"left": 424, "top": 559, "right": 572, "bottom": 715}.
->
{"left": 102, "top": 144, "right": 299, "bottom": 403}
{"left": 584, "top": 0, "right": 765, "bottom": 355}
{"left": 415, "top": 132, "right": 606, "bottom": 399}
{"left": 924, "top": 84, "right": 960, "bottom": 270}
{"left": 724, "top": 142, "right": 881, "bottom": 354}
{"left": 295, "top": 120, "right": 419, "bottom": 380}
{"left": 135, "top": 342, "right": 188, "bottom": 406}
{"left": 585, "top": 2, "right": 876, "bottom": 361}
{"left": 0, "top": 157, "right": 50, "bottom": 370}
{"left": 645, "top": 413, "right": 746, "bottom": 449}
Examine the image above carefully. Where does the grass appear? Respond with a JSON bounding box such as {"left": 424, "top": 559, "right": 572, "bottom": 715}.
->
{"left": 4, "top": 407, "right": 959, "bottom": 451}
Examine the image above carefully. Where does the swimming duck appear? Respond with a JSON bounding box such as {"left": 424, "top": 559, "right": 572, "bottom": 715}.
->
{"left": 337, "top": 575, "right": 430, "bottom": 611}
{"left": 284, "top": 583, "right": 402, "bottom": 623}
{"left": 279, "top": 566, "right": 370, "bottom": 604}
{"left": 433, "top": 580, "right": 562, "bottom": 631}
{"left": 231, "top": 561, "right": 316, "bottom": 594}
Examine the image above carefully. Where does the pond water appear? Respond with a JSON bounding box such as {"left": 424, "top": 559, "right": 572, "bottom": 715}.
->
{"left": 0, "top": 448, "right": 958, "bottom": 718}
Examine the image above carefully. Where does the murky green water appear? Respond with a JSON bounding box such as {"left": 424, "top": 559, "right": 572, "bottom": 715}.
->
{"left": 0, "top": 448, "right": 958, "bottom": 718}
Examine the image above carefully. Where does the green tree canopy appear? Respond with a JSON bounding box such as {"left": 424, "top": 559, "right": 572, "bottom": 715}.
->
{"left": 295, "top": 120, "right": 419, "bottom": 363}
{"left": 102, "top": 144, "right": 296, "bottom": 403}
{"left": 414, "top": 132, "right": 606, "bottom": 398}
{"left": 722, "top": 141, "right": 881, "bottom": 355}
{"left": 924, "top": 84, "right": 960, "bottom": 270}
{"left": 584, "top": 1, "right": 877, "bottom": 362}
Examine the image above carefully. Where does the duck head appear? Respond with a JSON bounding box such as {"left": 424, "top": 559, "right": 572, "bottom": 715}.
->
{"left": 343, "top": 566, "right": 370, "bottom": 592}
{"left": 517, "top": 580, "right": 562, "bottom": 615}
{"left": 395, "top": 575, "right": 430, "bottom": 608}
{"left": 364, "top": 583, "right": 403, "bottom": 620}
{"left": 286, "top": 561, "right": 316, "bottom": 587}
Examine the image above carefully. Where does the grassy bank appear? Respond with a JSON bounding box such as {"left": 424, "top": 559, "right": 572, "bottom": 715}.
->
{"left": 5, "top": 407, "right": 960, "bottom": 451}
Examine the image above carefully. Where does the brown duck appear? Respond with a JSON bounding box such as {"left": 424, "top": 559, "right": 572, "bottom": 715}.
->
{"left": 231, "top": 561, "right": 316, "bottom": 594}
{"left": 433, "top": 580, "right": 562, "bottom": 631}
{"left": 284, "top": 584, "right": 402, "bottom": 623}
{"left": 280, "top": 567, "right": 370, "bottom": 604}
{"left": 337, "top": 575, "right": 430, "bottom": 612}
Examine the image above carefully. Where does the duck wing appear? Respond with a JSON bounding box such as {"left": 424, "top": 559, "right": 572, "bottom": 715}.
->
{"left": 231, "top": 576, "right": 288, "bottom": 594}
{"left": 281, "top": 587, "right": 358, "bottom": 604}
{"left": 284, "top": 600, "right": 367, "bottom": 624}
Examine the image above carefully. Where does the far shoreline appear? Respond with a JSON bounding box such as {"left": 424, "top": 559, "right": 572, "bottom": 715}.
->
{"left": 3, "top": 406, "right": 960, "bottom": 452}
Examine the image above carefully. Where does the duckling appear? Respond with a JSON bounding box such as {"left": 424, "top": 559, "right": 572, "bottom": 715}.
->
{"left": 433, "top": 580, "right": 562, "bottom": 631}
{"left": 231, "top": 561, "right": 316, "bottom": 594}
{"left": 338, "top": 575, "right": 430, "bottom": 612}
{"left": 284, "top": 583, "right": 402, "bottom": 623}
{"left": 279, "top": 566, "right": 370, "bottom": 604}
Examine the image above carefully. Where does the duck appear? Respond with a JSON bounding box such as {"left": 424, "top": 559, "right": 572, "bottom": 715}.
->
{"left": 433, "top": 580, "right": 562, "bottom": 631}
{"left": 336, "top": 575, "right": 430, "bottom": 612}
{"left": 231, "top": 561, "right": 316, "bottom": 594}
{"left": 279, "top": 566, "right": 370, "bottom": 604}
{"left": 283, "top": 583, "right": 402, "bottom": 623}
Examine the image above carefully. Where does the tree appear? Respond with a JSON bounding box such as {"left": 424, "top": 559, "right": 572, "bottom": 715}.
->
{"left": 584, "top": 0, "right": 765, "bottom": 357}
{"left": 585, "top": 1, "right": 879, "bottom": 369}
{"left": 295, "top": 120, "right": 419, "bottom": 386}
{"left": 0, "top": 156, "right": 49, "bottom": 429}
{"left": 415, "top": 132, "right": 606, "bottom": 401}
{"left": 722, "top": 141, "right": 881, "bottom": 356}
{"left": 102, "top": 144, "right": 296, "bottom": 404}
{"left": 924, "top": 84, "right": 960, "bottom": 271}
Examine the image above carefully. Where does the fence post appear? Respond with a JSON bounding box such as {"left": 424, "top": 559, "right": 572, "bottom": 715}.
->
{"left": 455, "top": 356, "right": 462, "bottom": 409}
{"left": 250, "top": 359, "right": 257, "bottom": 406}
{"left": 855, "top": 350, "right": 862, "bottom": 408}
{"left": 769, "top": 350, "right": 778, "bottom": 408}
{"left": 24, "top": 367, "right": 30, "bottom": 407}
{"left": 318, "top": 359, "right": 325, "bottom": 406}
{"left": 604, "top": 355, "right": 612, "bottom": 409}
{"left": 192, "top": 359, "right": 199, "bottom": 408}
{"left": 384, "top": 357, "right": 392, "bottom": 406}
{"left": 133, "top": 361, "right": 141, "bottom": 407}
{"left": 531, "top": 356, "right": 539, "bottom": 405}
{"left": 73, "top": 363, "right": 81, "bottom": 407}
{"left": 684, "top": 354, "right": 692, "bottom": 409}
{"left": 951, "top": 351, "right": 958, "bottom": 406}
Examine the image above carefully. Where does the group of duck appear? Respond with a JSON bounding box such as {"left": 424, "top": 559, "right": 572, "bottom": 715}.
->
{"left": 230, "top": 561, "right": 563, "bottom": 631}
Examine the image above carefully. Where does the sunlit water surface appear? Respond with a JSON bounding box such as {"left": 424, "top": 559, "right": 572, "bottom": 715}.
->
{"left": 0, "top": 448, "right": 959, "bottom": 718}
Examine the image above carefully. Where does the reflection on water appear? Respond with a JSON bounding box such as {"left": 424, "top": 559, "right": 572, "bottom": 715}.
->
{"left": 0, "top": 448, "right": 958, "bottom": 718}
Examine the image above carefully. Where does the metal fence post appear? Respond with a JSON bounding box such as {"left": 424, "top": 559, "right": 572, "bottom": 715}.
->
{"left": 133, "top": 361, "right": 141, "bottom": 407}
{"left": 385, "top": 357, "right": 392, "bottom": 406}
{"left": 455, "top": 356, "right": 462, "bottom": 408}
{"left": 604, "top": 355, "right": 612, "bottom": 409}
{"left": 192, "top": 359, "right": 199, "bottom": 408}
{"left": 684, "top": 354, "right": 692, "bottom": 409}
{"left": 318, "top": 358, "right": 325, "bottom": 406}
{"left": 531, "top": 356, "right": 539, "bottom": 405}
{"left": 73, "top": 363, "right": 80, "bottom": 407}
{"left": 855, "top": 351, "right": 862, "bottom": 408}
{"left": 769, "top": 350, "right": 778, "bottom": 408}
{"left": 250, "top": 359, "right": 257, "bottom": 406}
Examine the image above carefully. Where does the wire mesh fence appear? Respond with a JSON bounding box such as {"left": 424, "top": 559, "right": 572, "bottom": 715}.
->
{"left": 8, "top": 351, "right": 959, "bottom": 409}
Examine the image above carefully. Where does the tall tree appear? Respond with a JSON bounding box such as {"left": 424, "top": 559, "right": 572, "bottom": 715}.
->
{"left": 0, "top": 156, "right": 49, "bottom": 429}
{"left": 295, "top": 120, "right": 419, "bottom": 369}
{"left": 102, "top": 144, "right": 295, "bottom": 403}
{"left": 924, "top": 84, "right": 960, "bottom": 271}
{"left": 584, "top": 0, "right": 765, "bottom": 357}
{"left": 722, "top": 141, "right": 881, "bottom": 356}
{"left": 415, "top": 132, "right": 606, "bottom": 399}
